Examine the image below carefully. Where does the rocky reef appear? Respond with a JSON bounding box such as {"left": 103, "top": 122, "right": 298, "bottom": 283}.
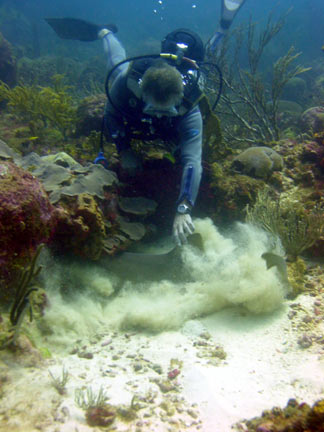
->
{"left": 231, "top": 147, "right": 284, "bottom": 179}
{"left": 236, "top": 398, "right": 324, "bottom": 432}
{"left": 0, "top": 158, "right": 56, "bottom": 300}
{"left": 0, "top": 136, "right": 162, "bottom": 302}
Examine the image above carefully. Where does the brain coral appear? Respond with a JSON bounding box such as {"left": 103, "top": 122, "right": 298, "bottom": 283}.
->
{"left": 232, "top": 146, "right": 284, "bottom": 178}
{"left": 0, "top": 161, "right": 56, "bottom": 300}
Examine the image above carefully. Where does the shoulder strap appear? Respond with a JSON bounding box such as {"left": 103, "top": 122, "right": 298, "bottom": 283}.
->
{"left": 126, "top": 58, "right": 156, "bottom": 99}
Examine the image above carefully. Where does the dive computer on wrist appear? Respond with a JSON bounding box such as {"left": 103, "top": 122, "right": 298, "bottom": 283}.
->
{"left": 177, "top": 203, "right": 191, "bottom": 215}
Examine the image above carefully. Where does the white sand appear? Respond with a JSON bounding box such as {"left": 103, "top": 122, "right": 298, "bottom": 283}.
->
{"left": 1, "top": 294, "right": 324, "bottom": 432}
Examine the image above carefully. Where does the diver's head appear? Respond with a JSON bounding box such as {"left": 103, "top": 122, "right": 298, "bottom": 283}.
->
{"left": 141, "top": 60, "right": 183, "bottom": 117}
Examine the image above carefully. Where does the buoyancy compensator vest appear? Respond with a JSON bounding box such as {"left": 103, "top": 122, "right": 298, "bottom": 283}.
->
{"left": 101, "top": 29, "right": 222, "bottom": 149}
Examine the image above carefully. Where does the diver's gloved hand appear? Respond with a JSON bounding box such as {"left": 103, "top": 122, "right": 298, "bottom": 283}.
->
{"left": 120, "top": 149, "right": 142, "bottom": 177}
{"left": 173, "top": 214, "right": 195, "bottom": 246}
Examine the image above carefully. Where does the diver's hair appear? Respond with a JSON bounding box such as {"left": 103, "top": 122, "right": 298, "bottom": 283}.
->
{"left": 141, "top": 60, "right": 184, "bottom": 107}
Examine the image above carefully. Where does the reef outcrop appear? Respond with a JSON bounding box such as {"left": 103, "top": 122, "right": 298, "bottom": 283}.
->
{"left": 75, "top": 93, "right": 106, "bottom": 137}
{"left": 237, "top": 398, "right": 324, "bottom": 431}
{"left": 53, "top": 193, "right": 106, "bottom": 260}
{"left": 300, "top": 106, "right": 324, "bottom": 134}
{"left": 231, "top": 147, "right": 284, "bottom": 179}
{"left": 0, "top": 161, "right": 56, "bottom": 300}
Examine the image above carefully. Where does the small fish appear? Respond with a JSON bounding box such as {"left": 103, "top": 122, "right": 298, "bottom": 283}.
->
{"left": 262, "top": 252, "right": 291, "bottom": 294}
{"left": 322, "top": 45, "right": 324, "bottom": 52}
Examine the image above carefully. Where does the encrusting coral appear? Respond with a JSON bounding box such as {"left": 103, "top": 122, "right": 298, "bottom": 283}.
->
{"left": 53, "top": 193, "right": 106, "bottom": 260}
{"left": 232, "top": 146, "right": 284, "bottom": 179}
{"left": 0, "top": 161, "right": 56, "bottom": 300}
{"left": 237, "top": 398, "right": 324, "bottom": 431}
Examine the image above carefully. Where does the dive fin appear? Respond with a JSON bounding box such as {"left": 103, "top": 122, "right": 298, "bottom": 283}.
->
{"left": 101, "top": 233, "right": 204, "bottom": 283}
{"left": 45, "top": 18, "right": 117, "bottom": 42}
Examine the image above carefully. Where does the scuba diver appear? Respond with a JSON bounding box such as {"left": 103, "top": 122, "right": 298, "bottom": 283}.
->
{"left": 46, "top": 0, "right": 246, "bottom": 246}
{"left": 100, "top": 28, "right": 204, "bottom": 247}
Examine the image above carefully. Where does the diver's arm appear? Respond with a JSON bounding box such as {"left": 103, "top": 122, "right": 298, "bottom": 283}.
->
{"left": 172, "top": 106, "right": 202, "bottom": 245}
{"left": 177, "top": 106, "right": 203, "bottom": 207}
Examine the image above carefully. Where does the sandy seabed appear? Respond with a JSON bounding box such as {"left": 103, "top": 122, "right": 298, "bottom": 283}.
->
{"left": 1, "top": 292, "right": 324, "bottom": 432}
{"left": 1, "top": 220, "right": 324, "bottom": 431}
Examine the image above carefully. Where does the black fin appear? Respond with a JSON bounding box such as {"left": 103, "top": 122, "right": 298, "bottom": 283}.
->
{"left": 45, "top": 18, "right": 117, "bottom": 42}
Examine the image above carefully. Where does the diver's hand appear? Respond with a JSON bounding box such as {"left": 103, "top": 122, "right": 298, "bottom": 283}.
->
{"left": 120, "top": 149, "right": 142, "bottom": 176}
{"left": 173, "top": 213, "right": 195, "bottom": 246}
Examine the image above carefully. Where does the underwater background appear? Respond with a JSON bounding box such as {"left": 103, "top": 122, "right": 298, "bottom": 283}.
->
{"left": 2, "top": 0, "right": 324, "bottom": 431}
{"left": 1, "top": 0, "right": 324, "bottom": 61}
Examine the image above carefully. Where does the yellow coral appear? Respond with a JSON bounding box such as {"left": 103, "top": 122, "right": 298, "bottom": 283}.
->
{"left": 0, "top": 74, "right": 76, "bottom": 138}
{"left": 305, "top": 399, "right": 324, "bottom": 431}
{"left": 75, "top": 193, "right": 106, "bottom": 260}
{"left": 287, "top": 257, "right": 306, "bottom": 297}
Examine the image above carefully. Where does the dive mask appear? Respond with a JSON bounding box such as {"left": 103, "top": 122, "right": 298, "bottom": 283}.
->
{"left": 143, "top": 103, "right": 179, "bottom": 118}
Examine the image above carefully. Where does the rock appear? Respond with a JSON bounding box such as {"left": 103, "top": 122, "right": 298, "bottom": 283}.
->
{"left": 300, "top": 106, "right": 324, "bottom": 133}
{"left": 78, "top": 351, "right": 94, "bottom": 359}
{"left": 277, "top": 100, "right": 303, "bottom": 114}
{"left": 297, "top": 333, "right": 313, "bottom": 349}
{"left": 41, "top": 152, "right": 83, "bottom": 170}
{"left": 231, "top": 146, "right": 284, "bottom": 178}
{"left": 0, "top": 139, "right": 20, "bottom": 161}
{"left": 118, "top": 196, "right": 157, "bottom": 216}
{"left": 21, "top": 152, "right": 118, "bottom": 204}
{"left": 0, "top": 161, "right": 56, "bottom": 300}
{"left": 85, "top": 405, "right": 116, "bottom": 427}
{"left": 53, "top": 193, "right": 106, "bottom": 260}
{"left": 58, "top": 164, "right": 117, "bottom": 202}
{"left": 75, "top": 93, "right": 107, "bottom": 137}
{"left": 33, "top": 163, "right": 72, "bottom": 194}
{"left": 118, "top": 217, "right": 146, "bottom": 241}
{"left": 282, "top": 77, "right": 306, "bottom": 103}
{"left": 301, "top": 141, "right": 324, "bottom": 165}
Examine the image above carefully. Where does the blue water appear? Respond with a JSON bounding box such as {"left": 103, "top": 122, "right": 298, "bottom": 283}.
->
{"left": 1, "top": 0, "right": 323, "bottom": 61}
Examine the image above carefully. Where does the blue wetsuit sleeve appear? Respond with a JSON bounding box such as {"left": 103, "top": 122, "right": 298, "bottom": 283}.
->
{"left": 176, "top": 106, "right": 203, "bottom": 207}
